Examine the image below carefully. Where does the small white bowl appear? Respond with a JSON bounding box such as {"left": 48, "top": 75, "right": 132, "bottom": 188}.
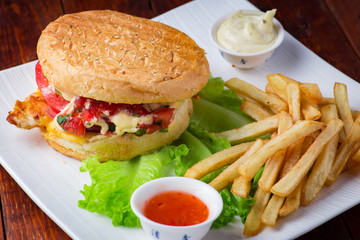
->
{"left": 210, "top": 10, "right": 285, "bottom": 69}
{"left": 130, "top": 177, "right": 223, "bottom": 240}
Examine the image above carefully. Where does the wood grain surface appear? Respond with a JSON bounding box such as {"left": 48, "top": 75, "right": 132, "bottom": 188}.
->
{"left": 0, "top": 0, "right": 359, "bottom": 239}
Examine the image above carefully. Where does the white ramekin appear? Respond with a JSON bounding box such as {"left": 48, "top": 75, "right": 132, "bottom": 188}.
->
{"left": 210, "top": 10, "right": 285, "bottom": 69}
{"left": 130, "top": 176, "right": 223, "bottom": 240}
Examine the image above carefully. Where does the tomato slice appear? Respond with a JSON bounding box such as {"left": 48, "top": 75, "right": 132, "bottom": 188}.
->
{"left": 153, "top": 108, "right": 175, "bottom": 129}
{"left": 35, "top": 62, "right": 69, "bottom": 114}
{"left": 57, "top": 113, "right": 86, "bottom": 136}
{"left": 140, "top": 108, "right": 175, "bottom": 135}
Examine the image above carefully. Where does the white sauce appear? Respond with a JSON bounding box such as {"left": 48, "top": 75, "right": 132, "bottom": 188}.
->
{"left": 109, "top": 111, "right": 153, "bottom": 135}
{"left": 216, "top": 9, "right": 278, "bottom": 53}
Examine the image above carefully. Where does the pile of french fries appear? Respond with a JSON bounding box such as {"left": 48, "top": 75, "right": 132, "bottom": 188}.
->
{"left": 184, "top": 74, "right": 360, "bottom": 236}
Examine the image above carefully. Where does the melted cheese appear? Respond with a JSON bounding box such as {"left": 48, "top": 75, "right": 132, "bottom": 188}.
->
{"left": 109, "top": 111, "right": 153, "bottom": 135}
{"left": 45, "top": 120, "right": 94, "bottom": 143}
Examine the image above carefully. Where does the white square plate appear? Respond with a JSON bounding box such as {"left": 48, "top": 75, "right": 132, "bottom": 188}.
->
{"left": 1, "top": 0, "right": 360, "bottom": 239}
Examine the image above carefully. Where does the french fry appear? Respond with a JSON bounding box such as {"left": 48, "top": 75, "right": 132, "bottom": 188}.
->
{"left": 301, "top": 97, "right": 321, "bottom": 120}
{"left": 280, "top": 138, "right": 304, "bottom": 179}
{"left": 279, "top": 177, "right": 306, "bottom": 217}
{"left": 287, "top": 83, "right": 301, "bottom": 122}
{"left": 268, "top": 73, "right": 300, "bottom": 85}
{"left": 301, "top": 134, "right": 316, "bottom": 155}
{"left": 261, "top": 194, "right": 284, "bottom": 226}
{"left": 277, "top": 134, "right": 315, "bottom": 217}
{"left": 243, "top": 188, "right": 271, "bottom": 236}
{"left": 352, "top": 110, "right": 360, "bottom": 120}
{"left": 351, "top": 148, "right": 360, "bottom": 162}
{"left": 240, "top": 120, "right": 325, "bottom": 181}
{"left": 334, "top": 82, "right": 353, "bottom": 136}
{"left": 271, "top": 119, "right": 344, "bottom": 197}
{"left": 225, "top": 78, "right": 288, "bottom": 113}
{"left": 327, "top": 116, "right": 360, "bottom": 185}
{"left": 215, "top": 114, "right": 280, "bottom": 145}
{"left": 299, "top": 83, "right": 322, "bottom": 105}
{"left": 265, "top": 82, "right": 276, "bottom": 95}
{"left": 258, "top": 112, "right": 293, "bottom": 192}
{"left": 276, "top": 138, "right": 306, "bottom": 216}
{"left": 277, "top": 111, "right": 294, "bottom": 134}
{"left": 209, "top": 139, "right": 264, "bottom": 191}
{"left": 301, "top": 104, "right": 339, "bottom": 206}
{"left": 319, "top": 97, "right": 335, "bottom": 106}
{"left": 240, "top": 100, "right": 274, "bottom": 121}
{"left": 184, "top": 141, "right": 255, "bottom": 179}
{"left": 267, "top": 74, "right": 300, "bottom": 101}
{"left": 261, "top": 114, "right": 303, "bottom": 225}
{"left": 231, "top": 175, "right": 251, "bottom": 198}
{"left": 236, "top": 92, "right": 259, "bottom": 104}
{"left": 258, "top": 149, "right": 287, "bottom": 192}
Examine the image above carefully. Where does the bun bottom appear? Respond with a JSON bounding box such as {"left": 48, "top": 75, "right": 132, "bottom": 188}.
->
{"left": 42, "top": 99, "right": 192, "bottom": 162}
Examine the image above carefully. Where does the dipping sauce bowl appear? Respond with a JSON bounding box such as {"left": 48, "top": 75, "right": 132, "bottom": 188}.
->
{"left": 130, "top": 177, "right": 223, "bottom": 240}
{"left": 210, "top": 10, "right": 284, "bottom": 69}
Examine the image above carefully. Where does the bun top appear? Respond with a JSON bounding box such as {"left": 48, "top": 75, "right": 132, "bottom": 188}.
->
{"left": 37, "top": 10, "right": 209, "bottom": 104}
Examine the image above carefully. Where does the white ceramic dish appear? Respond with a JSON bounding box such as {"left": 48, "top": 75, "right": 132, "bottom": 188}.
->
{"left": 210, "top": 10, "right": 284, "bottom": 69}
{"left": 130, "top": 177, "right": 223, "bottom": 240}
{"left": 0, "top": 0, "right": 360, "bottom": 240}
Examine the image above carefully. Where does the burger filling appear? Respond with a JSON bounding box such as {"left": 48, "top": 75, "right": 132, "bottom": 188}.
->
{"left": 35, "top": 62, "right": 176, "bottom": 137}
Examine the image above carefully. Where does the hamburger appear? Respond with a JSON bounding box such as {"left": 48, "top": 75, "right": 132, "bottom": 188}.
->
{"left": 7, "top": 10, "right": 209, "bottom": 162}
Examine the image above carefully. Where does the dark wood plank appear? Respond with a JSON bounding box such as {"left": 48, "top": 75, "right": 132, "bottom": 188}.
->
{"left": 342, "top": 204, "right": 360, "bottom": 240}
{"left": 0, "top": 0, "right": 64, "bottom": 70}
{"left": 325, "top": 0, "right": 360, "bottom": 58}
{"left": 296, "top": 216, "right": 351, "bottom": 240}
{"left": 0, "top": 0, "right": 68, "bottom": 239}
{"left": 61, "top": 0, "right": 191, "bottom": 18}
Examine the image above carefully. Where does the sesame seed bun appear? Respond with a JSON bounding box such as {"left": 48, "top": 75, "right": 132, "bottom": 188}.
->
{"left": 37, "top": 10, "right": 209, "bottom": 104}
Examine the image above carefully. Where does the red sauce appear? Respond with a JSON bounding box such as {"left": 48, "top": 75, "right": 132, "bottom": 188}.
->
{"left": 143, "top": 191, "right": 209, "bottom": 226}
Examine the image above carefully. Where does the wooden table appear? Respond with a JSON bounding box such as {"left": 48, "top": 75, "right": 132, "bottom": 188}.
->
{"left": 1, "top": 0, "right": 359, "bottom": 239}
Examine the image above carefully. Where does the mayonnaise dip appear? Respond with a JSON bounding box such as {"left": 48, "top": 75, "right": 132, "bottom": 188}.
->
{"left": 216, "top": 9, "right": 278, "bottom": 53}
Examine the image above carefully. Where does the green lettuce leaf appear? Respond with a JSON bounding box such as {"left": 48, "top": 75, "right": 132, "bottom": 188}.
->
{"left": 190, "top": 76, "right": 253, "bottom": 133}
{"left": 174, "top": 130, "right": 212, "bottom": 176}
{"left": 212, "top": 189, "right": 255, "bottom": 227}
{"left": 191, "top": 98, "right": 253, "bottom": 133}
{"left": 197, "top": 76, "right": 254, "bottom": 121}
{"left": 250, "top": 166, "right": 265, "bottom": 196}
{"left": 78, "top": 144, "right": 188, "bottom": 227}
{"left": 186, "top": 124, "right": 230, "bottom": 154}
